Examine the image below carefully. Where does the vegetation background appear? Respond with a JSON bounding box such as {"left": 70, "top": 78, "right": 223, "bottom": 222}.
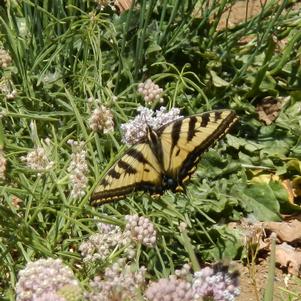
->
{"left": 0, "top": 0, "right": 301, "bottom": 300}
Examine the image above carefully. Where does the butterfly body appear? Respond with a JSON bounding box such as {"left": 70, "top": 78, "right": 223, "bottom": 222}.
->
{"left": 91, "top": 110, "right": 238, "bottom": 205}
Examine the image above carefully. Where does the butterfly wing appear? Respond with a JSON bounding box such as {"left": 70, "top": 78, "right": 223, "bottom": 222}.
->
{"left": 158, "top": 110, "right": 238, "bottom": 188}
{"left": 91, "top": 142, "right": 163, "bottom": 205}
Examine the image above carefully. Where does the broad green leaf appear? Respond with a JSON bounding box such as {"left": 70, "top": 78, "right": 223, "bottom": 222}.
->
{"left": 209, "top": 70, "right": 229, "bottom": 87}
{"left": 240, "top": 182, "right": 283, "bottom": 221}
{"left": 227, "top": 136, "right": 263, "bottom": 152}
{"left": 202, "top": 225, "right": 243, "bottom": 260}
{"left": 146, "top": 41, "right": 162, "bottom": 55}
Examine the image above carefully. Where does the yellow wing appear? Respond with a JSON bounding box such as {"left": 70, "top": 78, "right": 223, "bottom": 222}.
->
{"left": 158, "top": 110, "right": 238, "bottom": 188}
{"left": 91, "top": 142, "right": 162, "bottom": 205}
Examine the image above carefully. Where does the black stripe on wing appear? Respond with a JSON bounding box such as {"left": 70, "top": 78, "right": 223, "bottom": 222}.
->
{"left": 127, "top": 148, "right": 148, "bottom": 164}
{"left": 117, "top": 159, "right": 137, "bottom": 174}
{"left": 171, "top": 119, "right": 182, "bottom": 148}
{"left": 187, "top": 116, "right": 197, "bottom": 142}
{"left": 178, "top": 111, "right": 238, "bottom": 184}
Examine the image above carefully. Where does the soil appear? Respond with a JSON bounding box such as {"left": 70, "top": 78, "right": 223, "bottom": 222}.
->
{"left": 216, "top": 0, "right": 301, "bottom": 31}
{"left": 236, "top": 256, "right": 301, "bottom": 301}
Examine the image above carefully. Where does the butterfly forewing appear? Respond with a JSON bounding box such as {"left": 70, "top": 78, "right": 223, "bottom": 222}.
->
{"left": 158, "top": 110, "right": 238, "bottom": 183}
{"left": 91, "top": 143, "right": 162, "bottom": 205}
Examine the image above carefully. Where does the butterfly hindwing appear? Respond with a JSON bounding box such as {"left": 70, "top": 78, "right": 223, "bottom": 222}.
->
{"left": 158, "top": 110, "right": 238, "bottom": 186}
{"left": 91, "top": 143, "right": 162, "bottom": 205}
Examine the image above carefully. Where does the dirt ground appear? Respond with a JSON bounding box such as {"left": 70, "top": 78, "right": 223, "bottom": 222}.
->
{"left": 236, "top": 257, "right": 301, "bottom": 301}
{"left": 216, "top": 0, "right": 301, "bottom": 31}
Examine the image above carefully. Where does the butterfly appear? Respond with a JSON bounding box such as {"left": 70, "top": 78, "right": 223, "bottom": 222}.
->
{"left": 91, "top": 110, "right": 238, "bottom": 205}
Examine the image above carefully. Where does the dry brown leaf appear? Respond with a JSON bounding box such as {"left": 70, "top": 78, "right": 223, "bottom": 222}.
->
{"left": 238, "top": 34, "right": 256, "bottom": 45}
{"left": 256, "top": 96, "right": 283, "bottom": 125}
{"left": 116, "top": 0, "right": 132, "bottom": 12}
{"left": 292, "top": 177, "right": 301, "bottom": 198}
{"left": 263, "top": 220, "right": 301, "bottom": 243}
{"left": 282, "top": 179, "right": 296, "bottom": 203}
{"left": 275, "top": 243, "right": 301, "bottom": 276}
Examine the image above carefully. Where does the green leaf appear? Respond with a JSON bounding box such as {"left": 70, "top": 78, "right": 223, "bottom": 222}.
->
{"left": 146, "top": 41, "right": 162, "bottom": 55}
{"left": 240, "top": 182, "right": 283, "bottom": 221}
{"left": 209, "top": 70, "right": 229, "bottom": 87}
{"left": 227, "top": 135, "right": 263, "bottom": 152}
{"left": 203, "top": 225, "right": 243, "bottom": 260}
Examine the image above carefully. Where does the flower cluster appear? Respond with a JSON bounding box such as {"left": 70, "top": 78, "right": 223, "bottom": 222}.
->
{"left": 89, "top": 105, "right": 114, "bottom": 134}
{"left": 0, "top": 48, "right": 12, "bottom": 68}
{"left": 121, "top": 106, "right": 182, "bottom": 145}
{"left": 124, "top": 214, "right": 157, "bottom": 247}
{"left": 80, "top": 216, "right": 157, "bottom": 262}
{"left": 11, "top": 195, "right": 22, "bottom": 208}
{"left": 86, "top": 259, "right": 146, "bottom": 301}
{"left": 67, "top": 140, "right": 89, "bottom": 199}
{"left": 0, "top": 78, "right": 17, "bottom": 99}
{"left": 21, "top": 146, "right": 54, "bottom": 173}
{"left": 79, "top": 222, "right": 124, "bottom": 262}
{"left": 138, "top": 79, "right": 163, "bottom": 104}
{"left": 0, "top": 150, "right": 6, "bottom": 180}
{"left": 192, "top": 265, "right": 240, "bottom": 301}
{"left": 175, "top": 263, "right": 191, "bottom": 278}
{"left": 145, "top": 264, "right": 240, "bottom": 301}
{"left": 16, "top": 258, "right": 81, "bottom": 301}
{"left": 145, "top": 275, "right": 194, "bottom": 301}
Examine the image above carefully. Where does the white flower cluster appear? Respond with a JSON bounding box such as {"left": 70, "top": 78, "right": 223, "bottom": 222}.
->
{"left": 0, "top": 78, "right": 17, "bottom": 99}
{"left": 21, "top": 146, "right": 54, "bottom": 173}
{"left": 145, "top": 275, "right": 194, "bottom": 301}
{"left": 121, "top": 106, "right": 182, "bottom": 145}
{"left": 192, "top": 265, "right": 240, "bottom": 301}
{"left": 67, "top": 140, "right": 89, "bottom": 199}
{"left": 89, "top": 105, "right": 114, "bottom": 134}
{"left": 16, "top": 258, "right": 81, "bottom": 301}
{"left": 80, "top": 216, "right": 157, "bottom": 263}
{"left": 0, "top": 48, "right": 12, "bottom": 68}
{"left": 175, "top": 263, "right": 191, "bottom": 278}
{"left": 0, "top": 150, "right": 7, "bottom": 180}
{"left": 79, "top": 222, "right": 124, "bottom": 262}
{"left": 138, "top": 79, "right": 163, "bottom": 104}
{"left": 86, "top": 258, "right": 146, "bottom": 301}
{"left": 145, "top": 264, "right": 240, "bottom": 301}
{"left": 124, "top": 214, "right": 157, "bottom": 247}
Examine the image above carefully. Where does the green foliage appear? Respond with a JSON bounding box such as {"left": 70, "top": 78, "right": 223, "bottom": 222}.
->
{"left": 0, "top": 0, "right": 301, "bottom": 299}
